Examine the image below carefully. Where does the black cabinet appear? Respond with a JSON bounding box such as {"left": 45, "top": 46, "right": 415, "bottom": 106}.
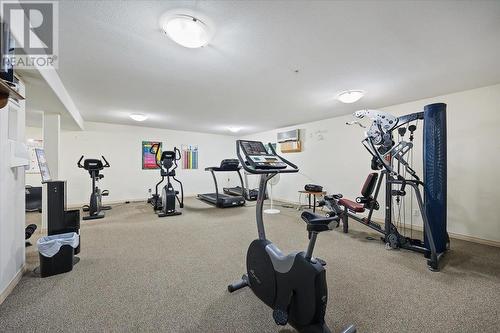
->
{"left": 45, "top": 181, "right": 81, "bottom": 254}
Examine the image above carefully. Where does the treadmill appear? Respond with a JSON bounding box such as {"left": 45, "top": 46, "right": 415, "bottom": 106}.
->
{"left": 197, "top": 159, "right": 246, "bottom": 208}
{"left": 223, "top": 171, "right": 265, "bottom": 201}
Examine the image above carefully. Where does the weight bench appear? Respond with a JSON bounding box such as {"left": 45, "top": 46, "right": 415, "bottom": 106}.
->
{"left": 337, "top": 173, "right": 381, "bottom": 233}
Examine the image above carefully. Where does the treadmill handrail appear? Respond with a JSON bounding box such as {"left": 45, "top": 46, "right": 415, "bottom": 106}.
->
{"left": 204, "top": 166, "right": 241, "bottom": 171}
{"left": 209, "top": 169, "right": 220, "bottom": 203}
{"left": 203, "top": 161, "right": 246, "bottom": 206}
{"left": 236, "top": 140, "right": 299, "bottom": 174}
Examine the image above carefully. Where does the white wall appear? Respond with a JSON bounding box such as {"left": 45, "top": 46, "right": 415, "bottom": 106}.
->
{"left": 0, "top": 83, "right": 26, "bottom": 300}
{"left": 243, "top": 84, "right": 500, "bottom": 243}
{"left": 41, "top": 122, "right": 239, "bottom": 206}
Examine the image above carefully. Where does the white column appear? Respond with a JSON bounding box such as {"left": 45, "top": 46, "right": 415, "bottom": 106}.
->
{"left": 42, "top": 114, "right": 60, "bottom": 230}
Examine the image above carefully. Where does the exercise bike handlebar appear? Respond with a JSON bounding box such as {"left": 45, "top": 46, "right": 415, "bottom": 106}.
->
{"left": 77, "top": 155, "right": 110, "bottom": 168}
{"left": 101, "top": 156, "right": 110, "bottom": 168}
{"left": 77, "top": 155, "right": 84, "bottom": 168}
{"left": 268, "top": 142, "right": 298, "bottom": 170}
{"left": 236, "top": 140, "right": 299, "bottom": 174}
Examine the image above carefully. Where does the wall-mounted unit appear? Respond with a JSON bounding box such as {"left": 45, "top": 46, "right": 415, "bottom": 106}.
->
{"left": 278, "top": 129, "right": 302, "bottom": 153}
{"left": 277, "top": 129, "right": 300, "bottom": 143}
{"left": 280, "top": 141, "right": 302, "bottom": 153}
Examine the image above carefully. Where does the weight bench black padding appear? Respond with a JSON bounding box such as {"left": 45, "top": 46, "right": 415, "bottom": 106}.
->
{"left": 338, "top": 173, "right": 379, "bottom": 213}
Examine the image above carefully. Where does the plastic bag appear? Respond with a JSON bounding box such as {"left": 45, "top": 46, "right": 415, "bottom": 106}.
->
{"left": 37, "top": 232, "right": 79, "bottom": 258}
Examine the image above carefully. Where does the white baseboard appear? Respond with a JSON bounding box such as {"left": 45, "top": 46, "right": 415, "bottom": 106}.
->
{"left": 66, "top": 195, "right": 199, "bottom": 210}
{"left": 274, "top": 198, "right": 500, "bottom": 248}
{"left": 0, "top": 264, "right": 26, "bottom": 305}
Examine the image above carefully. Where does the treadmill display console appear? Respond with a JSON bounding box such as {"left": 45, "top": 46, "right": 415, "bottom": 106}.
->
{"left": 240, "top": 141, "right": 287, "bottom": 169}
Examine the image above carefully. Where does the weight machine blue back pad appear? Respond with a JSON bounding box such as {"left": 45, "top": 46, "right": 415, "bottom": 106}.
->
{"left": 423, "top": 103, "right": 448, "bottom": 253}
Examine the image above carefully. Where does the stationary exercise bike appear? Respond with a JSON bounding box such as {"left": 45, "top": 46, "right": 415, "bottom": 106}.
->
{"left": 228, "top": 140, "right": 355, "bottom": 333}
{"left": 77, "top": 155, "right": 111, "bottom": 220}
{"left": 150, "top": 144, "right": 184, "bottom": 217}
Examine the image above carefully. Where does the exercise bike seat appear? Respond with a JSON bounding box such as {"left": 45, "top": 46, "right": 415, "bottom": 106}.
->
{"left": 301, "top": 211, "right": 338, "bottom": 232}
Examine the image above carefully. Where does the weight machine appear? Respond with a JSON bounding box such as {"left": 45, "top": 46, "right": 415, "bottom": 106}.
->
{"left": 324, "top": 103, "right": 448, "bottom": 270}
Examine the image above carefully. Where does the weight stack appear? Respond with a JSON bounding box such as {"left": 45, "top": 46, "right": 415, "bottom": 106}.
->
{"left": 423, "top": 103, "right": 448, "bottom": 254}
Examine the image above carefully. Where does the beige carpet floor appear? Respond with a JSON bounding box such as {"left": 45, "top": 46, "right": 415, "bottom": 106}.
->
{"left": 1, "top": 198, "right": 499, "bottom": 332}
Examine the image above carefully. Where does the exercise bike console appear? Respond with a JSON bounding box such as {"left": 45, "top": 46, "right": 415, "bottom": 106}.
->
{"left": 239, "top": 140, "right": 288, "bottom": 170}
{"left": 237, "top": 140, "right": 297, "bottom": 173}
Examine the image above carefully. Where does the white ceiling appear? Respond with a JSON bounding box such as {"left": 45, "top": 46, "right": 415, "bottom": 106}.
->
{"left": 52, "top": 0, "right": 500, "bottom": 134}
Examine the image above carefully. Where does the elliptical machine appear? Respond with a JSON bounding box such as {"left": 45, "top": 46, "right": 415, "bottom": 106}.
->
{"left": 149, "top": 144, "right": 184, "bottom": 217}
{"left": 228, "top": 140, "right": 355, "bottom": 333}
{"left": 77, "top": 156, "right": 111, "bottom": 220}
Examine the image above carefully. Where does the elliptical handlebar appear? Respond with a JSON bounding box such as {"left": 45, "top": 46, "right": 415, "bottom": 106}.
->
{"left": 174, "top": 147, "right": 181, "bottom": 161}
{"left": 157, "top": 147, "right": 181, "bottom": 172}
{"left": 168, "top": 147, "right": 181, "bottom": 172}
{"left": 150, "top": 143, "right": 162, "bottom": 169}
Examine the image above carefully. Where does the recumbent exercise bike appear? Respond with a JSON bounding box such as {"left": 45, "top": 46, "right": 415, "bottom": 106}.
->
{"left": 228, "top": 140, "right": 355, "bottom": 333}
{"left": 77, "top": 155, "right": 111, "bottom": 220}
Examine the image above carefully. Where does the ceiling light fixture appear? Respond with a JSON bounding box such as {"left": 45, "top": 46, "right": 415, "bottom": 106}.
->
{"left": 336, "top": 90, "right": 365, "bottom": 104}
{"left": 129, "top": 113, "right": 148, "bottom": 122}
{"left": 227, "top": 127, "right": 241, "bottom": 133}
{"left": 159, "top": 11, "right": 214, "bottom": 48}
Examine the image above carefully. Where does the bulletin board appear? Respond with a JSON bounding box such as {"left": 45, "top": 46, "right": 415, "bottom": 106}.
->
{"left": 27, "top": 139, "right": 43, "bottom": 174}
{"left": 181, "top": 145, "right": 198, "bottom": 169}
{"left": 142, "top": 141, "right": 162, "bottom": 169}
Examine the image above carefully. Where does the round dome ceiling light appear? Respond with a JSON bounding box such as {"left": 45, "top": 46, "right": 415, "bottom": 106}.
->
{"left": 336, "top": 90, "right": 365, "bottom": 104}
{"left": 159, "top": 11, "right": 214, "bottom": 48}
{"left": 129, "top": 113, "right": 148, "bottom": 122}
{"left": 227, "top": 127, "right": 242, "bottom": 133}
